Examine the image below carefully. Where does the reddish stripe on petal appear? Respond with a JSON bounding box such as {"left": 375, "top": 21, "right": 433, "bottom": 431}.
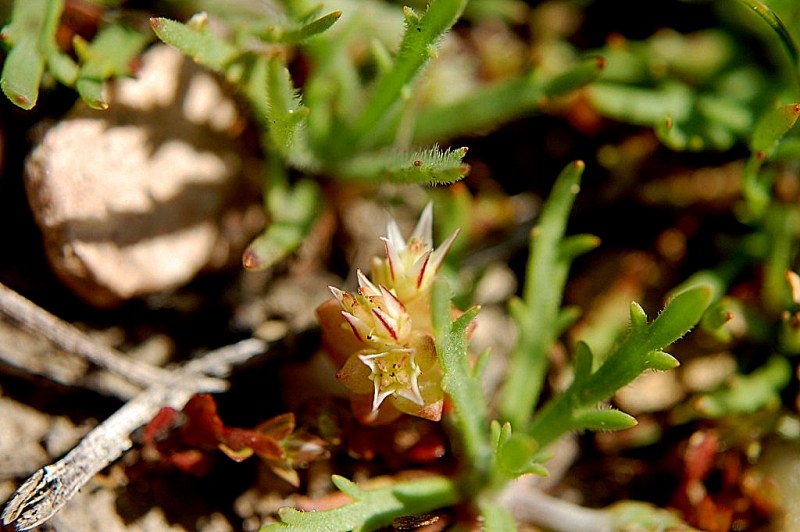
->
{"left": 416, "top": 252, "right": 431, "bottom": 289}
{"left": 372, "top": 307, "right": 398, "bottom": 340}
{"left": 383, "top": 239, "right": 397, "bottom": 282}
{"left": 341, "top": 311, "right": 366, "bottom": 342}
{"left": 379, "top": 285, "right": 406, "bottom": 316}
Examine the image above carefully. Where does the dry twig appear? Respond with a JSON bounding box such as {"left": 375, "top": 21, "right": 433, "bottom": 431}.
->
{"left": 0, "top": 282, "right": 268, "bottom": 530}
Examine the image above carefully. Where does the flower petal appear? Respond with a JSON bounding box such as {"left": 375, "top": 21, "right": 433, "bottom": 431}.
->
{"left": 410, "top": 202, "right": 434, "bottom": 247}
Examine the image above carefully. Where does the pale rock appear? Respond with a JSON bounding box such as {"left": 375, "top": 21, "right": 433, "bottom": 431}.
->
{"left": 25, "top": 45, "right": 247, "bottom": 307}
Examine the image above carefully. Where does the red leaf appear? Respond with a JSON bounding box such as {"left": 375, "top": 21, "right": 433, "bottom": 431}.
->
{"left": 222, "top": 427, "right": 284, "bottom": 459}
{"left": 143, "top": 406, "right": 181, "bottom": 445}
{"left": 168, "top": 449, "right": 213, "bottom": 476}
{"left": 256, "top": 412, "right": 296, "bottom": 441}
{"left": 181, "top": 394, "right": 225, "bottom": 448}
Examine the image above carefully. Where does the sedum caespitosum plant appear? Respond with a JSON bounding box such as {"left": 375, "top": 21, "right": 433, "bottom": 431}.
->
{"left": 264, "top": 162, "right": 713, "bottom": 531}
{"left": 316, "top": 203, "right": 460, "bottom": 424}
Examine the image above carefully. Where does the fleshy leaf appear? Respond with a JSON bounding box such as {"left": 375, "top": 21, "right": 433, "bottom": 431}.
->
{"left": 256, "top": 10, "right": 342, "bottom": 43}
{"left": 543, "top": 56, "right": 605, "bottom": 97}
{"left": 645, "top": 285, "right": 713, "bottom": 351}
{"left": 572, "top": 408, "right": 638, "bottom": 432}
{"left": 695, "top": 355, "right": 792, "bottom": 418}
{"left": 500, "top": 160, "right": 589, "bottom": 430}
{"left": 243, "top": 179, "right": 321, "bottom": 271}
{"left": 497, "top": 432, "right": 539, "bottom": 476}
{"left": 750, "top": 102, "right": 800, "bottom": 158}
{"left": 73, "top": 24, "right": 150, "bottom": 109}
{"left": 0, "top": 0, "right": 64, "bottom": 109}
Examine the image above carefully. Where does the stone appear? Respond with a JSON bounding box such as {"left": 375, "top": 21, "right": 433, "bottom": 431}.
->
{"left": 24, "top": 45, "right": 249, "bottom": 307}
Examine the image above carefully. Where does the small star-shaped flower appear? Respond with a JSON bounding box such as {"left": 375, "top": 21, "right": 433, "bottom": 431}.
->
{"left": 358, "top": 348, "right": 424, "bottom": 412}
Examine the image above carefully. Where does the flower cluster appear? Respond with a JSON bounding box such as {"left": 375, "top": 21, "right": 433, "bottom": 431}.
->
{"left": 317, "top": 204, "right": 459, "bottom": 424}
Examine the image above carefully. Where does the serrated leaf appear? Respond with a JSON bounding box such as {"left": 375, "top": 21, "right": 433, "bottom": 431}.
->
{"left": 150, "top": 15, "right": 240, "bottom": 72}
{"left": 265, "top": 57, "right": 316, "bottom": 168}
{"left": 263, "top": 475, "right": 459, "bottom": 531}
{"left": 347, "top": 0, "right": 468, "bottom": 148}
{"left": 432, "top": 280, "right": 489, "bottom": 476}
{"left": 334, "top": 145, "right": 469, "bottom": 184}
{"left": 501, "top": 160, "right": 586, "bottom": 430}
{"left": 572, "top": 408, "right": 638, "bottom": 432}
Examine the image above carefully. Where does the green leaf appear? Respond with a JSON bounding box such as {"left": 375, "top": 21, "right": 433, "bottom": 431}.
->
{"left": 572, "top": 408, "right": 638, "bottom": 432}
{"left": 588, "top": 81, "right": 694, "bottom": 127}
{"left": 607, "top": 500, "right": 689, "bottom": 530}
{"left": 256, "top": 10, "right": 342, "bottom": 43}
{"left": 629, "top": 302, "right": 649, "bottom": 333}
{"left": 1, "top": 36, "right": 44, "bottom": 109}
{"left": 477, "top": 499, "right": 517, "bottom": 532}
{"left": 496, "top": 432, "right": 539, "bottom": 476}
{"left": 500, "top": 161, "right": 589, "bottom": 430}
{"left": 150, "top": 14, "right": 240, "bottom": 72}
{"left": 347, "top": 0, "right": 468, "bottom": 149}
{"left": 644, "top": 350, "right": 680, "bottom": 371}
{"left": 695, "top": 355, "right": 792, "bottom": 418}
{"left": 411, "top": 71, "right": 546, "bottom": 143}
{"left": 735, "top": 0, "right": 800, "bottom": 89}
{"left": 572, "top": 341, "right": 594, "bottom": 384}
{"left": 543, "top": 56, "right": 605, "bottom": 97}
{"left": 0, "top": 0, "right": 63, "bottom": 109}
{"left": 333, "top": 145, "right": 469, "bottom": 184}
{"left": 558, "top": 234, "right": 601, "bottom": 263}
{"left": 750, "top": 102, "right": 800, "bottom": 158}
{"left": 433, "top": 280, "right": 489, "bottom": 489}
{"left": 262, "top": 474, "right": 460, "bottom": 531}
{"left": 243, "top": 179, "right": 321, "bottom": 271}
{"left": 265, "top": 57, "right": 316, "bottom": 168}
{"left": 645, "top": 285, "right": 713, "bottom": 351}
{"left": 528, "top": 284, "right": 711, "bottom": 449}
{"left": 73, "top": 24, "right": 150, "bottom": 109}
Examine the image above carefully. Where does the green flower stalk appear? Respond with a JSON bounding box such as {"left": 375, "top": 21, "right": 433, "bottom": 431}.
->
{"left": 316, "top": 204, "right": 461, "bottom": 424}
